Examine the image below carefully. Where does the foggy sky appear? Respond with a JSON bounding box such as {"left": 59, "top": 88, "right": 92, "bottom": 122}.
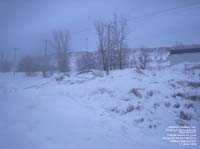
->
{"left": 1, "top": 0, "right": 200, "bottom": 56}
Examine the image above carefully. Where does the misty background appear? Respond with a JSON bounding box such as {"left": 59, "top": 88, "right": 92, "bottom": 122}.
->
{"left": 1, "top": 0, "right": 200, "bottom": 57}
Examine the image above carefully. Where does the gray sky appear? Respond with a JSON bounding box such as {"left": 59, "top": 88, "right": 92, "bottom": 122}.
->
{"left": 1, "top": 0, "right": 200, "bottom": 56}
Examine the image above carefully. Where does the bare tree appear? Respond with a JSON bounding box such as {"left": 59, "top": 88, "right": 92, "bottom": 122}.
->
{"left": 95, "top": 21, "right": 106, "bottom": 71}
{"left": 42, "top": 40, "right": 50, "bottom": 77}
{"left": 105, "top": 23, "right": 113, "bottom": 75}
{"left": 139, "top": 48, "right": 151, "bottom": 69}
{"left": 112, "top": 15, "right": 129, "bottom": 70}
{"left": 0, "top": 50, "right": 12, "bottom": 72}
{"left": 95, "top": 15, "right": 129, "bottom": 74}
{"left": 0, "top": 50, "right": 4, "bottom": 71}
{"left": 13, "top": 48, "right": 17, "bottom": 76}
{"left": 154, "top": 48, "right": 170, "bottom": 70}
{"left": 50, "top": 30, "right": 70, "bottom": 72}
{"left": 95, "top": 21, "right": 114, "bottom": 75}
{"left": 18, "top": 56, "right": 36, "bottom": 76}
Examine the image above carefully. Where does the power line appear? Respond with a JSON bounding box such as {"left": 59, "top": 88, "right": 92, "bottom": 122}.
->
{"left": 13, "top": 48, "right": 16, "bottom": 76}
{"left": 128, "top": 1, "right": 200, "bottom": 23}
{"left": 68, "top": 2, "right": 200, "bottom": 36}
{"left": 85, "top": 37, "right": 88, "bottom": 51}
{"left": 7, "top": 2, "right": 199, "bottom": 56}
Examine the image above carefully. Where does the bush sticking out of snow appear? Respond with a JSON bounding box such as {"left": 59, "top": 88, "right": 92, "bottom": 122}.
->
{"left": 77, "top": 69, "right": 104, "bottom": 78}
{"left": 129, "top": 48, "right": 170, "bottom": 70}
{"left": 121, "top": 98, "right": 131, "bottom": 101}
{"left": 134, "top": 118, "right": 144, "bottom": 124}
{"left": 184, "top": 103, "right": 194, "bottom": 109}
{"left": 179, "top": 111, "right": 192, "bottom": 120}
{"left": 109, "top": 107, "right": 126, "bottom": 115}
{"left": 148, "top": 124, "right": 157, "bottom": 129}
{"left": 175, "top": 119, "right": 188, "bottom": 126}
{"left": 92, "top": 88, "right": 114, "bottom": 96}
{"left": 174, "top": 93, "right": 187, "bottom": 99}
{"left": 164, "top": 102, "right": 171, "bottom": 108}
{"left": 110, "top": 107, "right": 121, "bottom": 114}
{"left": 109, "top": 104, "right": 143, "bottom": 115}
{"left": 153, "top": 103, "right": 160, "bottom": 109}
{"left": 176, "top": 81, "right": 200, "bottom": 88}
{"left": 55, "top": 75, "right": 65, "bottom": 82}
{"left": 126, "top": 105, "right": 135, "bottom": 113}
{"left": 54, "top": 73, "right": 70, "bottom": 82}
{"left": 146, "top": 90, "right": 153, "bottom": 97}
{"left": 187, "top": 82, "right": 200, "bottom": 88}
{"left": 190, "top": 95, "right": 200, "bottom": 101}
{"left": 174, "top": 93, "right": 200, "bottom": 101}
{"left": 130, "top": 88, "right": 142, "bottom": 98}
{"left": 134, "top": 69, "right": 145, "bottom": 75}
{"left": 173, "top": 103, "right": 180, "bottom": 109}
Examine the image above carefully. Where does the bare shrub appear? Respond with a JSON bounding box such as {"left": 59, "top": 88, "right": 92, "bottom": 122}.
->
{"left": 173, "top": 103, "right": 180, "bottom": 108}
{"left": 179, "top": 111, "right": 192, "bottom": 120}
{"left": 154, "top": 48, "right": 169, "bottom": 70}
{"left": 132, "top": 48, "right": 151, "bottom": 69}
{"left": 174, "top": 92, "right": 200, "bottom": 101}
{"left": 18, "top": 56, "right": 36, "bottom": 76}
{"left": 126, "top": 105, "right": 134, "bottom": 112}
{"left": 130, "top": 48, "right": 169, "bottom": 70}
{"left": 175, "top": 119, "right": 187, "bottom": 126}
{"left": 49, "top": 30, "right": 70, "bottom": 72}
{"left": 130, "top": 88, "right": 142, "bottom": 98}
{"left": 76, "top": 52, "right": 99, "bottom": 71}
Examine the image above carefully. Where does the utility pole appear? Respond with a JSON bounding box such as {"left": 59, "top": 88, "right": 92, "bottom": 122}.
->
{"left": 85, "top": 37, "right": 88, "bottom": 51}
{"left": 43, "top": 40, "right": 48, "bottom": 77}
{"left": 106, "top": 24, "right": 111, "bottom": 75}
{"left": 44, "top": 40, "right": 48, "bottom": 57}
{"left": 13, "top": 48, "right": 16, "bottom": 76}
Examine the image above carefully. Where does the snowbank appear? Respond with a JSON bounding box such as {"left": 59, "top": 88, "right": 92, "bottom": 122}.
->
{"left": 0, "top": 63, "right": 199, "bottom": 149}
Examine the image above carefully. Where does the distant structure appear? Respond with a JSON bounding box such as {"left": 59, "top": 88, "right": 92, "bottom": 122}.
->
{"left": 168, "top": 45, "right": 200, "bottom": 65}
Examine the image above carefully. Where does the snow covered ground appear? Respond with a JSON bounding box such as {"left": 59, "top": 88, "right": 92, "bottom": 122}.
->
{"left": 0, "top": 63, "right": 199, "bottom": 149}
